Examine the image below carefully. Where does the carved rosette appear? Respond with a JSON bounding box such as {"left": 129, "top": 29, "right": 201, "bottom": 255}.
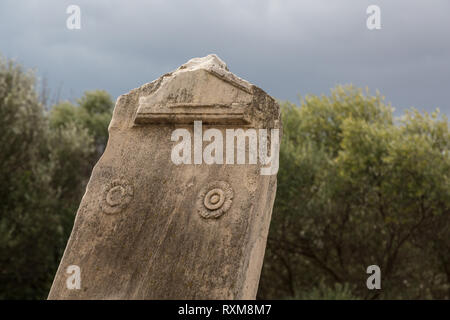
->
{"left": 197, "top": 181, "right": 233, "bottom": 219}
{"left": 100, "top": 179, "right": 134, "bottom": 214}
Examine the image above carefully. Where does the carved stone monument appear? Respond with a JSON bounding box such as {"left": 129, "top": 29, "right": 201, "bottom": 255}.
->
{"left": 48, "top": 54, "right": 281, "bottom": 299}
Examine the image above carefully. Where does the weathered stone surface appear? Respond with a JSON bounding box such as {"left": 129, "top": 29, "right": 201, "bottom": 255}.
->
{"left": 48, "top": 54, "right": 281, "bottom": 299}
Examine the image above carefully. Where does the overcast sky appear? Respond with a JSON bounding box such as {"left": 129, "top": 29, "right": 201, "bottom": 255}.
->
{"left": 1, "top": 0, "right": 449, "bottom": 115}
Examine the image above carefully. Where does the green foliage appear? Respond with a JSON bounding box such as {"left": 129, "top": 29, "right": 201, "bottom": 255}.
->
{"left": 0, "top": 57, "right": 58, "bottom": 299}
{"left": 258, "top": 85, "right": 450, "bottom": 300}
{"left": 49, "top": 90, "right": 113, "bottom": 152}
{"left": 0, "top": 56, "right": 112, "bottom": 299}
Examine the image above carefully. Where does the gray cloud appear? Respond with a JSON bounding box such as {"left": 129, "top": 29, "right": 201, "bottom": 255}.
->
{"left": 1, "top": 0, "right": 449, "bottom": 115}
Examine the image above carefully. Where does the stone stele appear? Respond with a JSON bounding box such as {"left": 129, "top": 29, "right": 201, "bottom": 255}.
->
{"left": 48, "top": 54, "right": 281, "bottom": 299}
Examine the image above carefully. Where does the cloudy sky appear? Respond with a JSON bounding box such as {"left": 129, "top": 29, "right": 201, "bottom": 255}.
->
{"left": 1, "top": 0, "right": 449, "bottom": 115}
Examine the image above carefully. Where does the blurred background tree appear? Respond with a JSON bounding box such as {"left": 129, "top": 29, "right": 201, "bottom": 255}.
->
{"left": 0, "top": 56, "right": 113, "bottom": 299}
{"left": 0, "top": 55, "right": 448, "bottom": 299}
{"left": 50, "top": 90, "right": 113, "bottom": 155}
{"left": 258, "top": 86, "right": 450, "bottom": 299}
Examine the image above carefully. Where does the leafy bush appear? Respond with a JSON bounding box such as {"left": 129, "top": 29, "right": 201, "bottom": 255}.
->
{"left": 0, "top": 56, "right": 112, "bottom": 299}
{"left": 258, "top": 86, "right": 450, "bottom": 299}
